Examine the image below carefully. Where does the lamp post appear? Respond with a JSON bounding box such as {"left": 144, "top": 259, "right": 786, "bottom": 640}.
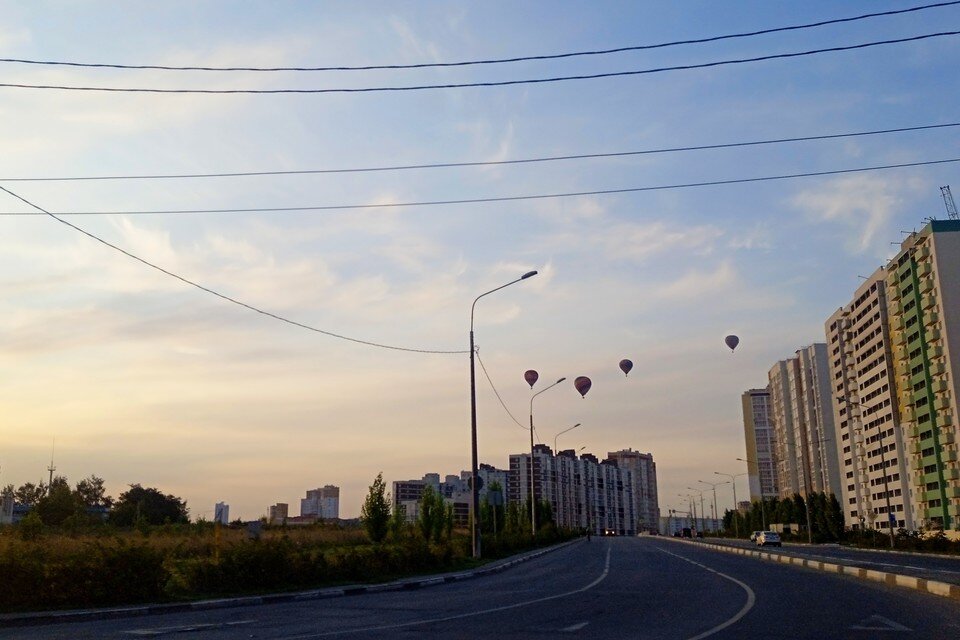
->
{"left": 529, "top": 377, "right": 566, "bottom": 537}
{"left": 679, "top": 493, "right": 697, "bottom": 534}
{"left": 553, "top": 423, "right": 582, "bottom": 453}
{"left": 698, "top": 480, "right": 729, "bottom": 535}
{"left": 469, "top": 270, "right": 537, "bottom": 558}
{"left": 714, "top": 471, "right": 747, "bottom": 538}
{"left": 737, "top": 457, "right": 767, "bottom": 530}
{"left": 687, "top": 487, "right": 706, "bottom": 534}
{"left": 839, "top": 396, "right": 895, "bottom": 550}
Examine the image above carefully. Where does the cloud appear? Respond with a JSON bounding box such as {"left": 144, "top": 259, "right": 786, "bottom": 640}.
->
{"left": 791, "top": 174, "right": 928, "bottom": 255}
{"left": 654, "top": 260, "right": 737, "bottom": 300}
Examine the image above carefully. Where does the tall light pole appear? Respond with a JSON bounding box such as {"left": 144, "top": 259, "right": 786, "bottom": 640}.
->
{"left": 553, "top": 423, "right": 582, "bottom": 453}
{"left": 469, "top": 270, "right": 537, "bottom": 558}
{"left": 698, "top": 480, "right": 729, "bottom": 534}
{"left": 679, "top": 493, "right": 697, "bottom": 533}
{"left": 715, "top": 471, "right": 747, "bottom": 538}
{"left": 737, "top": 457, "right": 767, "bottom": 530}
{"left": 529, "top": 377, "right": 566, "bottom": 536}
{"left": 687, "top": 487, "right": 706, "bottom": 534}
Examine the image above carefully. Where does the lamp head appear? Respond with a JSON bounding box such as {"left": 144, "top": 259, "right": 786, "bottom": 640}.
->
{"left": 521, "top": 270, "right": 538, "bottom": 279}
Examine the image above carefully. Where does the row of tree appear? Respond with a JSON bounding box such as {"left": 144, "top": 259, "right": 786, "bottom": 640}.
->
{"left": 360, "top": 474, "right": 557, "bottom": 545}
{"left": 722, "top": 492, "right": 845, "bottom": 542}
{"left": 3, "top": 475, "right": 189, "bottom": 528}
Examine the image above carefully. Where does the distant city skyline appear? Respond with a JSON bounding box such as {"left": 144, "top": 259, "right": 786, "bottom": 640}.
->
{"left": 3, "top": 2, "right": 960, "bottom": 519}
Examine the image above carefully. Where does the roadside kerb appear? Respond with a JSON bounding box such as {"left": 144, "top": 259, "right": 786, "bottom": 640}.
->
{"left": 667, "top": 537, "right": 960, "bottom": 602}
{"left": 0, "top": 538, "right": 583, "bottom": 628}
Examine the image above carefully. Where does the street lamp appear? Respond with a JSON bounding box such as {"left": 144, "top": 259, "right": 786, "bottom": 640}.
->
{"left": 839, "top": 396, "right": 895, "bottom": 550}
{"left": 678, "top": 493, "right": 698, "bottom": 533}
{"left": 687, "top": 487, "right": 706, "bottom": 534}
{"left": 714, "top": 471, "right": 747, "bottom": 538}
{"left": 698, "top": 479, "right": 730, "bottom": 534}
{"left": 737, "top": 457, "right": 767, "bottom": 530}
{"left": 553, "top": 423, "right": 582, "bottom": 453}
{"left": 469, "top": 270, "right": 537, "bottom": 558}
{"left": 529, "top": 376, "right": 566, "bottom": 537}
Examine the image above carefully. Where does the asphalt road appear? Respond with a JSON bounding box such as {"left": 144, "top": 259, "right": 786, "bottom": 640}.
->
{"left": 708, "top": 538, "right": 960, "bottom": 585}
{"left": 3, "top": 537, "right": 960, "bottom": 639}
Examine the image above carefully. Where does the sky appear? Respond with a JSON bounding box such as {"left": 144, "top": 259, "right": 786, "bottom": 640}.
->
{"left": 1, "top": 1, "right": 959, "bottom": 520}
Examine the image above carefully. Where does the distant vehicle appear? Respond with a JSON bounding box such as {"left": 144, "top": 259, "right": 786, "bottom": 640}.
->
{"left": 603, "top": 529, "right": 618, "bottom": 536}
{"left": 749, "top": 530, "right": 762, "bottom": 542}
{"left": 681, "top": 527, "right": 692, "bottom": 538}
{"left": 757, "top": 531, "right": 781, "bottom": 547}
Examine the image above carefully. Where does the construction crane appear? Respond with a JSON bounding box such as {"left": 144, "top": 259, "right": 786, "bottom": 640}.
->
{"left": 942, "top": 185, "right": 959, "bottom": 220}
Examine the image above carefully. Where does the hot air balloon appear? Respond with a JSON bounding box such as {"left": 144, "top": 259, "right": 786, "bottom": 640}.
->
{"left": 524, "top": 369, "right": 539, "bottom": 388}
{"left": 724, "top": 335, "right": 740, "bottom": 353}
{"left": 574, "top": 376, "right": 592, "bottom": 398}
{"left": 619, "top": 359, "right": 633, "bottom": 377}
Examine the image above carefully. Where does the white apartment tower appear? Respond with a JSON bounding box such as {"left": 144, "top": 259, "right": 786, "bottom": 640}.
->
{"left": 741, "top": 388, "right": 779, "bottom": 501}
{"left": 826, "top": 269, "right": 914, "bottom": 532}
{"left": 300, "top": 485, "right": 340, "bottom": 519}
{"left": 768, "top": 344, "right": 843, "bottom": 499}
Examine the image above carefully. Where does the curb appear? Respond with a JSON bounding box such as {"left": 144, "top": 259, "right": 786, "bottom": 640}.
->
{"left": 0, "top": 538, "right": 582, "bottom": 628}
{"left": 668, "top": 538, "right": 960, "bottom": 602}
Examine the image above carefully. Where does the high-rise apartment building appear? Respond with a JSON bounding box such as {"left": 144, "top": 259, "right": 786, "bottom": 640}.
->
{"left": 741, "top": 388, "right": 779, "bottom": 501}
{"left": 214, "top": 502, "right": 230, "bottom": 525}
{"left": 768, "top": 344, "right": 842, "bottom": 500}
{"left": 886, "top": 220, "right": 960, "bottom": 534}
{"left": 300, "top": 485, "right": 340, "bottom": 520}
{"left": 268, "top": 502, "right": 288, "bottom": 525}
{"left": 606, "top": 448, "right": 660, "bottom": 532}
{"left": 826, "top": 269, "right": 914, "bottom": 532}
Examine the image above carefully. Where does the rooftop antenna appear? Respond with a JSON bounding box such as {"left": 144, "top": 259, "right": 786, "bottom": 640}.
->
{"left": 47, "top": 439, "right": 56, "bottom": 489}
{"left": 941, "top": 185, "right": 959, "bottom": 220}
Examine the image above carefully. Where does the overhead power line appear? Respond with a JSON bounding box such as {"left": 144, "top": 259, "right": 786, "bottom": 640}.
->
{"left": 1, "top": 32, "right": 956, "bottom": 94}
{"left": 5, "top": 157, "right": 958, "bottom": 217}
{"left": 3, "top": 121, "right": 957, "bottom": 183}
{"left": 0, "top": 185, "right": 468, "bottom": 355}
{"left": 475, "top": 350, "right": 528, "bottom": 431}
{"left": 2, "top": 2, "right": 955, "bottom": 72}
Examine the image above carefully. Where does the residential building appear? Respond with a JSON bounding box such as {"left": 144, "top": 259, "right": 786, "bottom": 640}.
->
{"left": 826, "top": 269, "right": 914, "bottom": 532}
{"left": 268, "top": 503, "right": 288, "bottom": 525}
{"left": 741, "top": 387, "right": 779, "bottom": 502}
{"left": 300, "top": 485, "right": 340, "bottom": 520}
{"left": 392, "top": 473, "right": 469, "bottom": 525}
{"left": 768, "top": 344, "right": 842, "bottom": 500}
{"left": 214, "top": 502, "right": 229, "bottom": 525}
{"left": 606, "top": 448, "right": 660, "bottom": 532}
{"left": 885, "top": 220, "right": 960, "bottom": 535}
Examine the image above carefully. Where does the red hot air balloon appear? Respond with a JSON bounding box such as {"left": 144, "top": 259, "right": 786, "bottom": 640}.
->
{"left": 724, "top": 335, "right": 740, "bottom": 352}
{"left": 574, "top": 376, "right": 592, "bottom": 398}
{"left": 524, "top": 369, "right": 539, "bottom": 388}
{"left": 619, "top": 359, "right": 633, "bottom": 377}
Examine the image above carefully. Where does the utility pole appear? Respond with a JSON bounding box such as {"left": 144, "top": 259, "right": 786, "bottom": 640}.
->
{"left": 46, "top": 439, "right": 56, "bottom": 492}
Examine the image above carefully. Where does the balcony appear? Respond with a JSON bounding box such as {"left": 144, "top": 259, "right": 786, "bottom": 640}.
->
{"left": 917, "top": 262, "right": 932, "bottom": 277}
{"left": 945, "top": 486, "right": 960, "bottom": 500}
{"left": 921, "top": 294, "right": 937, "bottom": 310}
{"left": 902, "top": 406, "right": 917, "bottom": 421}
{"left": 931, "top": 379, "right": 949, "bottom": 394}
{"left": 916, "top": 245, "right": 931, "bottom": 260}
{"left": 924, "top": 310, "right": 939, "bottom": 326}
{"left": 934, "top": 396, "right": 951, "bottom": 411}
{"left": 930, "top": 362, "right": 945, "bottom": 376}
{"left": 927, "top": 328, "right": 942, "bottom": 342}
{"left": 940, "top": 431, "right": 957, "bottom": 446}
{"left": 929, "top": 345, "right": 944, "bottom": 359}
{"left": 940, "top": 414, "right": 953, "bottom": 427}
{"left": 890, "top": 316, "right": 905, "bottom": 331}
{"left": 908, "top": 441, "right": 923, "bottom": 455}
{"left": 919, "top": 278, "right": 934, "bottom": 294}
{"left": 943, "top": 450, "right": 958, "bottom": 463}
{"left": 894, "top": 345, "right": 908, "bottom": 361}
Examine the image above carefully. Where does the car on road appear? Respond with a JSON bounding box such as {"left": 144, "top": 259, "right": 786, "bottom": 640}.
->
{"left": 749, "top": 530, "right": 762, "bottom": 542}
{"left": 756, "top": 531, "right": 781, "bottom": 547}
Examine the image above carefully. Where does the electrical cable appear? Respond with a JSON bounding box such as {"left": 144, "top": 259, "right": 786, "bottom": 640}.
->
{"left": 3, "top": 121, "right": 956, "bottom": 182}
{"left": 474, "top": 349, "right": 529, "bottom": 431}
{"left": 0, "top": 184, "right": 468, "bottom": 355}
{"left": 5, "top": 157, "right": 958, "bottom": 217}
{"left": 1, "top": 31, "right": 956, "bottom": 94}
{"left": 2, "top": 2, "right": 955, "bottom": 72}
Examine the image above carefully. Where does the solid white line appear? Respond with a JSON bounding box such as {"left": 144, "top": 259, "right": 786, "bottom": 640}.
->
{"left": 657, "top": 547, "right": 756, "bottom": 640}
{"left": 283, "top": 545, "right": 612, "bottom": 638}
{"left": 561, "top": 621, "right": 590, "bottom": 632}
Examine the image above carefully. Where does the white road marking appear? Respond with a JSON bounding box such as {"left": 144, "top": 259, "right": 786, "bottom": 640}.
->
{"left": 561, "top": 622, "right": 590, "bottom": 632}
{"left": 656, "top": 547, "right": 756, "bottom": 640}
{"left": 849, "top": 614, "right": 912, "bottom": 631}
{"left": 282, "top": 544, "right": 612, "bottom": 638}
{"left": 124, "top": 620, "right": 256, "bottom": 636}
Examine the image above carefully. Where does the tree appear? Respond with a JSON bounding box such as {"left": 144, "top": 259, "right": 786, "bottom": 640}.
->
{"left": 75, "top": 475, "right": 112, "bottom": 508}
{"left": 388, "top": 501, "right": 407, "bottom": 541}
{"left": 14, "top": 482, "right": 45, "bottom": 506}
{"left": 111, "top": 484, "right": 189, "bottom": 526}
{"left": 418, "top": 485, "right": 442, "bottom": 542}
{"left": 35, "top": 476, "right": 80, "bottom": 526}
{"left": 360, "top": 473, "right": 390, "bottom": 544}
